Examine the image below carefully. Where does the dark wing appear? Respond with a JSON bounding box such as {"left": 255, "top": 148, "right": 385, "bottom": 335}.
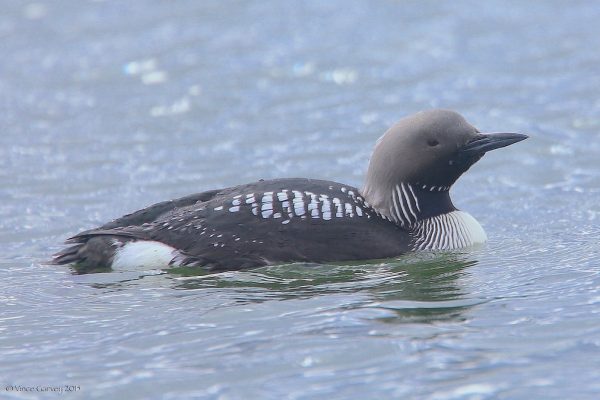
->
{"left": 76, "top": 188, "right": 222, "bottom": 234}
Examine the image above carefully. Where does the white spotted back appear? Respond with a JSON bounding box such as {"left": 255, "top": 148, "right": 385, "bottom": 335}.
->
{"left": 213, "top": 187, "right": 377, "bottom": 225}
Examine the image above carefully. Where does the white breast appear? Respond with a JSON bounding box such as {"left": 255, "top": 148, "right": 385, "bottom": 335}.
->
{"left": 412, "top": 211, "right": 487, "bottom": 250}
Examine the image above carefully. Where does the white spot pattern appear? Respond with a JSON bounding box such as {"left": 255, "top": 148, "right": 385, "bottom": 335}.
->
{"left": 419, "top": 183, "right": 450, "bottom": 192}
{"left": 210, "top": 187, "right": 373, "bottom": 224}
{"left": 333, "top": 197, "right": 343, "bottom": 217}
{"left": 277, "top": 191, "right": 289, "bottom": 201}
{"left": 344, "top": 203, "right": 354, "bottom": 217}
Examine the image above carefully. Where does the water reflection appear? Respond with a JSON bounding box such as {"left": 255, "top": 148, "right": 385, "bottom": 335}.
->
{"left": 171, "top": 252, "right": 480, "bottom": 322}
{"left": 72, "top": 251, "right": 479, "bottom": 322}
{"left": 362, "top": 254, "right": 482, "bottom": 324}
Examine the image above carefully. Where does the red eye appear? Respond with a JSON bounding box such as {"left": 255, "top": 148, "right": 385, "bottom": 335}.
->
{"left": 427, "top": 139, "right": 439, "bottom": 147}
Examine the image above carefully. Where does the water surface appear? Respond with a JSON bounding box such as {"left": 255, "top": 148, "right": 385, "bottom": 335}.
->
{"left": 1, "top": 1, "right": 600, "bottom": 399}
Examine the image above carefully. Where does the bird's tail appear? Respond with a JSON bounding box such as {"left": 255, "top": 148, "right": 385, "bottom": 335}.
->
{"left": 50, "top": 236, "right": 122, "bottom": 273}
{"left": 51, "top": 243, "right": 85, "bottom": 265}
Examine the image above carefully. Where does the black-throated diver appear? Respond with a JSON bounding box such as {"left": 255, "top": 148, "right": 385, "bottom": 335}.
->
{"left": 53, "top": 109, "right": 527, "bottom": 272}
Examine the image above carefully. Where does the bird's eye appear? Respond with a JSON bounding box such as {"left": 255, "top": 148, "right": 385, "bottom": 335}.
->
{"left": 427, "top": 139, "right": 439, "bottom": 147}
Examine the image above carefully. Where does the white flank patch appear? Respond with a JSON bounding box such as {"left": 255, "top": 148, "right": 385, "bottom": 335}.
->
{"left": 112, "top": 240, "right": 177, "bottom": 270}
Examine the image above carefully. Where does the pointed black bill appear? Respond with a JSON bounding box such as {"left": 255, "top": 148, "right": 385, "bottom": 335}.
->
{"left": 461, "top": 132, "right": 528, "bottom": 155}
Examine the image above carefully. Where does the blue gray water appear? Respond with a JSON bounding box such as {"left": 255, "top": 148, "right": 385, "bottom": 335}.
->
{"left": 1, "top": 1, "right": 600, "bottom": 399}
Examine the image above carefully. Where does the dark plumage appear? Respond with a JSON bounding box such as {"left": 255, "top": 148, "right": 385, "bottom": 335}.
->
{"left": 53, "top": 110, "right": 527, "bottom": 272}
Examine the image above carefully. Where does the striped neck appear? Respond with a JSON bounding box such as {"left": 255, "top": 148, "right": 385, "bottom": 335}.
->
{"left": 362, "top": 181, "right": 486, "bottom": 250}
{"left": 376, "top": 182, "right": 455, "bottom": 228}
{"left": 412, "top": 211, "right": 487, "bottom": 250}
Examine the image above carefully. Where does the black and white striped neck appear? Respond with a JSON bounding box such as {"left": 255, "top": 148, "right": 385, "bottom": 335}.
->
{"left": 379, "top": 182, "right": 455, "bottom": 228}
{"left": 411, "top": 211, "right": 487, "bottom": 250}
{"left": 362, "top": 181, "right": 487, "bottom": 250}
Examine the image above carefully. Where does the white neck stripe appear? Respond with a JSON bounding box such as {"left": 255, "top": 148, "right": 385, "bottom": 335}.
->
{"left": 406, "top": 183, "right": 421, "bottom": 212}
{"left": 391, "top": 187, "right": 404, "bottom": 227}
{"left": 400, "top": 183, "right": 418, "bottom": 220}
{"left": 395, "top": 185, "right": 412, "bottom": 224}
{"left": 389, "top": 182, "right": 424, "bottom": 227}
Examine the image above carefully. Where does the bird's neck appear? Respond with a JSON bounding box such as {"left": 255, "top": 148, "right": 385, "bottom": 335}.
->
{"left": 362, "top": 181, "right": 455, "bottom": 228}
{"left": 360, "top": 181, "right": 487, "bottom": 250}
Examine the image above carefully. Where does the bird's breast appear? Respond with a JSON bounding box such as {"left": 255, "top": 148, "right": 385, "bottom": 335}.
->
{"left": 411, "top": 210, "right": 487, "bottom": 250}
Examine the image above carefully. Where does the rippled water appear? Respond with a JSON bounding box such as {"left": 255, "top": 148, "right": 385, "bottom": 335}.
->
{"left": 2, "top": 1, "right": 600, "bottom": 399}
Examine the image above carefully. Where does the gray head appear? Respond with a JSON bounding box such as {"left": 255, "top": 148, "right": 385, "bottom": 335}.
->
{"left": 362, "top": 109, "right": 527, "bottom": 218}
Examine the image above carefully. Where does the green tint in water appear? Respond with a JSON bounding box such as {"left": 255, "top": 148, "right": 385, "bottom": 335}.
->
{"left": 170, "top": 252, "right": 480, "bottom": 323}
